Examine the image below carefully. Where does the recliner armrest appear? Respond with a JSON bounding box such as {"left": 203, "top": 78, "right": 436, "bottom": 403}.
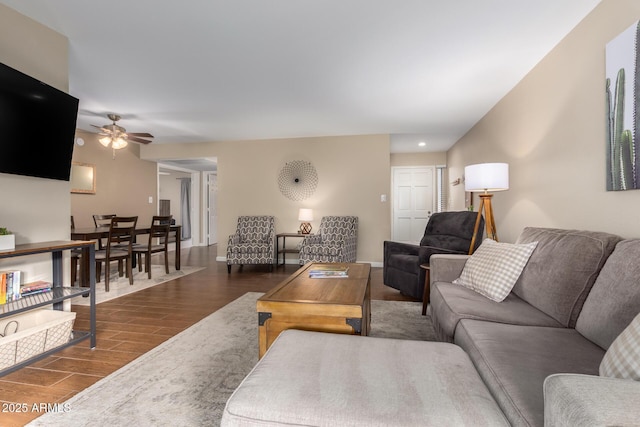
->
{"left": 430, "top": 254, "right": 469, "bottom": 283}
{"left": 544, "top": 373, "right": 640, "bottom": 427}
{"left": 383, "top": 240, "right": 420, "bottom": 257}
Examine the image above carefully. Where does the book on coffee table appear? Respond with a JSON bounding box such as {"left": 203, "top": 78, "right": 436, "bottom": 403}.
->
{"left": 308, "top": 265, "right": 349, "bottom": 278}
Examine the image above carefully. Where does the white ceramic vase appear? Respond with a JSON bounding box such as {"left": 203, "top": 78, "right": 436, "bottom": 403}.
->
{"left": 0, "top": 234, "right": 15, "bottom": 251}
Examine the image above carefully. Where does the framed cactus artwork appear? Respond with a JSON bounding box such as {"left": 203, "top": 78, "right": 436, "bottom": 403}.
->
{"left": 605, "top": 20, "right": 640, "bottom": 191}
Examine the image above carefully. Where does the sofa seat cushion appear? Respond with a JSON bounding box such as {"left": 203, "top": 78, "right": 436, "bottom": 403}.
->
{"left": 301, "top": 243, "right": 343, "bottom": 257}
{"left": 228, "top": 243, "right": 271, "bottom": 254}
{"left": 222, "top": 330, "right": 509, "bottom": 427}
{"left": 455, "top": 319, "right": 605, "bottom": 427}
{"left": 430, "top": 282, "right": 562, "bottom": 342}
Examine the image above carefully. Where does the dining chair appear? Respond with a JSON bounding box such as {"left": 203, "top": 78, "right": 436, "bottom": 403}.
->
{"left": 95, "top": 216, "right": 138, "bottom": 292}
{"left": 132, "top": 215, "right": 172, "bottom": 279}
{"left": 71, "top": 215, "right": 80, "bottom": 285}
{"left": 93, "top": 214, "right": 116, "bottom": 249}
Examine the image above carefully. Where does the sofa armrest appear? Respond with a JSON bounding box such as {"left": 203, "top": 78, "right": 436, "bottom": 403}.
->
{"left": 429, "top": 254, "right": 469, "bottom": 283}
{"left": 228, "top": 233, "right": 240, "bottom": 245}
{"left": 544, "top": 373, "right": 640, "bottom": 427}
{"left": 418, "top": 246, "right": 466, "bottom": 265}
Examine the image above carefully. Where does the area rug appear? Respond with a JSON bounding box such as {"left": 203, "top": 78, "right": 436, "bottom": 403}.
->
{"left": 28, "top": 293, "right": 435, "bottom": 427}
{"left": 71, "top": 265, "right": 205, "bottom": 305}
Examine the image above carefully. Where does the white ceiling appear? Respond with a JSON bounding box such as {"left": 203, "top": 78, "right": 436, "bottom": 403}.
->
{"left": 1, "top": 0, "right": 601, "bottom": 153}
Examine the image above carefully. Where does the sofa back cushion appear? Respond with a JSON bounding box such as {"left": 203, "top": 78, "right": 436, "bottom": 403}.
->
{"left": 576, "top": 239, "right": 640, "bottom": 350}
{"left": 514, "top": 228, "right": 622, "bottom": 327}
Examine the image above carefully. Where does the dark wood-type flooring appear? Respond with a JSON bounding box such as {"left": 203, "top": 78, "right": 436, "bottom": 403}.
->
{"left": 0, "top": 245, "right": 415, "bottom": 426}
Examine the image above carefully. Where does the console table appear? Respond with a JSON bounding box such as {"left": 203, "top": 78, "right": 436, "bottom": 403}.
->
{"left": 0, "top": 240, "right": 96, "bottom": 376}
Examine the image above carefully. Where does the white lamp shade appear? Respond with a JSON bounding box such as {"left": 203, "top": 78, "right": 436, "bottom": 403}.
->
{"left": 464, "top": 163, "right": 509, "bottom": 192}
{"left": 298, "top": 208, "right": 314, "bottom": 221}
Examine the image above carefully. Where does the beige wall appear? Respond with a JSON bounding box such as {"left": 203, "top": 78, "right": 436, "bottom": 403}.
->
{"left": 447, "top": 0, "right": 640, "bottom": 243}
{"left": 142, "top": 134, "right": 391, "bottom": 264}
{"left": 0, "top": 4, "right": 71, "bottom": 281}
{"left": 390, "top": 152, "right": 447, "bottom": 167}
{"left": 71, "top": 130, "right": 157, "bottom": 228}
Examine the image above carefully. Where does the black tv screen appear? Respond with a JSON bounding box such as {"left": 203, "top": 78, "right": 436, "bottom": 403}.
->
{"left": 0, "top": 62, "right": 79, "bottom": 181}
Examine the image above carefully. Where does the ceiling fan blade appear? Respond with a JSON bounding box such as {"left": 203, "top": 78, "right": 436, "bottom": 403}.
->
{"left": 126, "top": 135, "right": 153, "bottom": 144}
{"left": 127, "top": 132, "right": 154, "bottom": 138}
{"left": 91, "top": 124, "right": 111, "bottom": 133}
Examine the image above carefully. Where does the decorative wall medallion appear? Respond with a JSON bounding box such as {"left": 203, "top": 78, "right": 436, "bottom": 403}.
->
{"left": 277, "top": 160, "right": 318, "bottom": 201}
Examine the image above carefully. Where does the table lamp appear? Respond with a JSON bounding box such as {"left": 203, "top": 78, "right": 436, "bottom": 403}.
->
{"left": 298, "top": 208, "right": 314, "bottom": 234}
{"left": 464, "top": 163, "right": 509, "bottom": 254}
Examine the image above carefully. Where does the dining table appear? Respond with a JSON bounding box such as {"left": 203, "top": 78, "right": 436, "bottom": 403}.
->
{"left": 71, "top": 224, "right": 182, "bottom": 287}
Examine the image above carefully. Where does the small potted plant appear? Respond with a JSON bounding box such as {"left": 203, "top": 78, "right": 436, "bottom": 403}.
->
{"left": 0, "top": 227, "right": 15, "bottom": 251}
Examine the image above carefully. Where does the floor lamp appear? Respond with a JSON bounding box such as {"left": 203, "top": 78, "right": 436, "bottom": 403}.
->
{"left": 464, "top": 163, "right": 509, "bottom": 254}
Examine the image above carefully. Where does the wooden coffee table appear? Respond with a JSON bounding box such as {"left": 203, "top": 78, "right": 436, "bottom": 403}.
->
{"left": 257, "top": 262, "right": 371, "bottom": 358}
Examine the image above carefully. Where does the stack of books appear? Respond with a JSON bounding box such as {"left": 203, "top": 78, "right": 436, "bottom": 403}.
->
{"left": 0, "top": 270, "right": 21, "bottom": 303}
{"left": 309, "top": 265, "right": 349, "bottom": 278}
{"left": 20, "top": 280, "right": 52, "bottom": 297}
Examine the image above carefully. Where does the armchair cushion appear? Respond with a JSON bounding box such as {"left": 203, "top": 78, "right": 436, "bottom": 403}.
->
{"left": 420, "top": 211, "right": 480, "bottom": 253}
{"left": 299, "top": 216, "right": 357, "bottom": 264}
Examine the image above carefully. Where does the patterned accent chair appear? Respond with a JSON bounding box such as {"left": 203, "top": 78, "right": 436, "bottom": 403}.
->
{"left": 299, "top": 216, "right": 358, "bottom": 265}
{"left": 227, "top": 216, "right": 276, "bottom": 273}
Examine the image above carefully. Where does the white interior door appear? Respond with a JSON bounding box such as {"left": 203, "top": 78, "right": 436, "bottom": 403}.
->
{"left": 392, "top": 166, "right": 435, "bottom": 242}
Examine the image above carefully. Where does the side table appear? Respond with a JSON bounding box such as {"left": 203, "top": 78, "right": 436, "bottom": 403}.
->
{"left": 276, "top": 233, "right": 309, "bottom": 267}
{"left": 420, "top": 263, "right": 430, "bottom": 315}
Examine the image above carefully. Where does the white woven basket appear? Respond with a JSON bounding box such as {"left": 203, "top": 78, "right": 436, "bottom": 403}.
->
{"left": 0, "top": 309, "right": 76, "bottom": 370}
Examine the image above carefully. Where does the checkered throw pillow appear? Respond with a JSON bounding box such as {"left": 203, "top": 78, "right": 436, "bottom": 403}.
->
{"left": 453, "top": 239, "right": 538, "bottom": 302}
{"left": 600, "top": 312, "right": 640, "bottom": 380}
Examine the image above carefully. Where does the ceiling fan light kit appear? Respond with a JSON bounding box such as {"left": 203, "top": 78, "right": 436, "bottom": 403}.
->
{"left": 92, "top": 113, "right": 153, "bottom": 156}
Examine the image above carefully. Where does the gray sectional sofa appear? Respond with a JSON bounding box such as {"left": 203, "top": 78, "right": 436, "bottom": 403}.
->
{"left": 430, "top": 227, "right": 640, "bottom": 426}
{"left": 222, "top": 227, "right": 640, "bottom": 426}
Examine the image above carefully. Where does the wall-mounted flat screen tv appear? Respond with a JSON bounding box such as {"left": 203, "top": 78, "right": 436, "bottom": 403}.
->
{"left": 0, "top": 62, "right": 79, "bottom": 181}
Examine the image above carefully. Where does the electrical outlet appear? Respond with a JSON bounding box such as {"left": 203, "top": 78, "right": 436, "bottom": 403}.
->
{"left": 380, "top": 194, "right": 387, "bottom": 202}
{"left": 148, "top": 196, "right": 153, "bottom": 204}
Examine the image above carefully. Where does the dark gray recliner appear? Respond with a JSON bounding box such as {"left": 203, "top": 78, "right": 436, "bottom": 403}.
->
{"left": 383, "top": 211, "right": 483, "bottom": 300}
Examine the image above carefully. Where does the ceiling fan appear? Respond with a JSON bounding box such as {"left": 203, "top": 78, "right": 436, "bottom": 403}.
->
{"left": 91, "top": 114, "right": 154, "bottom": 151}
